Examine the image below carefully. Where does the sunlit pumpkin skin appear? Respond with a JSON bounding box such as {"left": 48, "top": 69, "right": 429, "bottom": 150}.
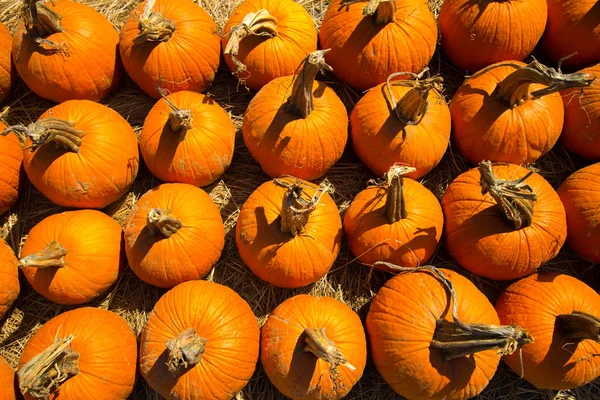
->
{"left": 319, "top": 0, "right": 438, "bottom": 91}
{"left": 140, "top": 91, "right": 235, "bottom": 186}
{"left": 0, "top": 22, "right": 15, "bottom": 103}
{"left": 0, "top": 240, "right": 19, "bottom": 321}
{"left": 18, "top": 307, "right": 137, "bottom": 400}
{"left": 0, "top": 123, "right": 23, "bottom": 216}
{"left": 261, "top": 295, "right": 367, "bottom": 399}
{"left": 0, "top": 356, "right": 17, "bottom": 400}
{"left": 236, "top": 177, "right": 342, "bottom": 288}
{"left": 222, "top": 0, "right": 318, "bottom": 91}
{"left": 20, "top": 210, "right": 125, "bottom": 305}
{"left": 124, "top": 183, "right": 225, "bottom": 288}
{"left": 120, "top": 0, "right": 221, "bottom": 99}
{"left": 497, "top": 272, "right": 600, "bottom": 389}
{"left": 12, "top": 0, "right": 122, "bottom": 103}
{"left": 140, "top": 280, "right": 260, "bottom": 400}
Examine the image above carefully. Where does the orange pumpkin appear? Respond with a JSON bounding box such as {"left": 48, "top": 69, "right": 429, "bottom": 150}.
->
{"left": 12, "top": 0, "right": 122, "bottom": 103}
{"left": 261, "top": 294, "right": 367, "bottom": 399}
{"left": 120, "top": 0, "right": 221, "bottom": 98}
{"left": 350, "top": 71, "right": 450, "bottom": 179}
{"left": 18, "top": 307, "right": 137, "bottom": 400}
{"left": 0, "top": 355, "right": 17, "bottom": 400}
{"left": 140, "top": 280, "right": 260, "bottom": 400}
{"left": 0, "top": 22, "right": 15, "bottom": 103}
{"left": 319, "top": 0, "right": 438, "bottom": 91}
{"left": 242, "top": 50, "right": 347, "bottom": 180}
{"left": 442, "top": 161, "right": 567, "bottom": 280}
{"left": 124, "top": 183, "right": 225, "bottom": 288}
{"left": 140, "top": 90, "right": 235, "bottom": 186}
{"left": 497, "top": 272, "right": 600, "bottom": 389}
{"left": 20, "top": 210, "right": 125, "bottom": 305}
{"left": 0, "top": 123, "right": 23, "bottom": 216}
{"left": 0, "top": 239, "right": 19, "bottom": 321}
{"left": 222, "top": 0, "right": 318, "bottom": 90}
{"left": 236, "top": 176, "right": 342, "bottom": 288}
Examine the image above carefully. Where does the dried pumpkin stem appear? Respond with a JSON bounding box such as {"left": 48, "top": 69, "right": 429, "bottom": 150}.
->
{"left": 386, "top": 69, "right": 444, "bottom": 125}
{"left": 340, "top": 0, "right": 396, "bottom": 24}
{"left": 19, "top": 241, "right": 67, "bottom": 269}
{"left": 557, "top": 311, "right": 600, "bottom": 342}
{"left": 304, "top": 327, "right": 356, "bottom": 371}
{"left": 147, "top": 208, "right": 182, "bottom": 238}
{"left": 166, "top": 328, "right": 207, "bottom": 376}
{"left": 383, "top": 165, "right": 417, "bottom": 223}
{"left": 287, "top": 49, "right": 333, "bottom": 118}
{"left": 157, "top": 87, "right": 193, "bottom": 142}
{"left": 23, "top": 0, "right": 69, "bottom": 52}
{"left": 2, "top": 117, "right": 85, "bottom": 153}
{"left": 134, "top": 0, "right": 175, "bottom": 44}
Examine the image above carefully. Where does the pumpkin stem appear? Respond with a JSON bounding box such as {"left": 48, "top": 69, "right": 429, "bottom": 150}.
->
{"left": 304, "top": 327, "right": 356, "bottom": 372}
{"left": 386, "top": 68, "right": 444, "bottom": 125}
{"left": 557, "top": 311, "right": 600, "bottom": 342}
{"left": 19, "top": 241, "right": 67, "bottom": 269}
{"left": 134, "top": 0, "right": 176, "bottom": 44}
{"left": 2, "top": 116, "right": 85, "bottom": 153}
{"left": 157, "top": 87, "right": 193, "bottom": 142}
{"left": 23, "top": 0, "right": 69, "bottom": 53}
{"left": 478, "top": 160, "right": 537, "bottom": 230}
{"left": 166, "top": 328, "right": 207, "bottom": 376}
{"left": 18, "top": 333, "right": 80, "bottom": 399}
{"left": 147, "top": 208, "right": 182, "bottom": 238}
{"left": 287, "top": 49, "right": 333, "bottom": 118}
{"left": 341, "top": 0, "right": 397, "bottom": 24}
{"left": 383, "top": 164, "right": 417, "bottom": 223}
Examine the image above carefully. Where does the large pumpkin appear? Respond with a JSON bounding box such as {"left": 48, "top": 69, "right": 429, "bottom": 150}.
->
{"left": 222, "top": 0, "right": 318, "bottom": 90}
{"left": 19, "top": 210, "right": 125, "bottom": 305}
{"left": 442, "top": 161, "right": 567, "bottom": 280}
{"left": 242, "top": 50, "right": 347, "bottom": 180}
{"left": 319, "top": 0, "right": 437, "bottom": 91}
{"left": 124, "top": 183, "right": 225, "bottom": 288}
{"left": 497, "top": 272, "right": 600, "bottom": 389}
{"left": 0, "top": 124, "right": 23, "bottom": 216}
{"left": 350, "top": 71, "right": 450, "bottom": 179}
{"left": 0, "top": 22, "right": 15, "bottom": 103}
{"left": 261, "top": 295, "right": 367, "bottom": 399}
{"left": 12, "top": 0, "right": 122, "bottom": 103}
{"left": 0, "top": 239, "right": 19, "bottom": 320}
{"left": 120, "top": 0, "right": 221, "bottom": 98}
{"left": 18, "top": 307, "right": 137, "bottom": 400}
{"left": 0, "top": 356, "right": 17, "bottom": 400}
{"left": 140, "top": 280, "right": 260, "bottom": 400}
{"left": 451, "top": 60, "right": 594, "bottom": 165}
{"left": 236, "top": 176, "right": 342, "bottom": 288}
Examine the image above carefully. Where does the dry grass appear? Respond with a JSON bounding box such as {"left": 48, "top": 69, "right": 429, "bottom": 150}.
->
{"left": 0, "top": 0, "right": 598, "bottom": 399}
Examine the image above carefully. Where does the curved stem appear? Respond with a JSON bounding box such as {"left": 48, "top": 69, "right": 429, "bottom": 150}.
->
{"left": 147, "top": 208, "right": 182, "bottom": 238}
{"left": 157, "top": 87, "right": 193, "bottom": 142}
{"left": 557, "top": 311, "right": 600, "bottom": 342}
{"left": 134, "top": 0, "right": 175, "bottom": 44}
{"left": 340, "top": 0, "right": 396, "bottom": 24}
{"left": 386, "top": 69, "right": 444, "bottom": 125}
{"left": 23, "top": 0, "right": 69, "bottom": 52}
{"left": 166, "top": 328, "right": 207, "bottom": 376}
{"left": 286, "top": 49, "right": 333, "bottom": 118}
{"left": 304, "top": 327, "right": 355, "bottom": 371}
{"left": 19, "top": 241, "right": 67, "bottom": 269}
{"left": 2, "top": 117, "right": 85, "bottom": 153}
{"left": 382, "top": 165, "right": 416, "bottom": 223}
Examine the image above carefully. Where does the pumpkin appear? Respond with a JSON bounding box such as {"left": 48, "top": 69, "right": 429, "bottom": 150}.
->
{"left": 496, "top": 272, "right": 600, "bottom": 389}
{"left": 124, "top": 183, "right": 225, "bottom": 288}
{"left": 451, "top": 60, "right": 594, "bottom": 165}
{"left": 439, "top": 0, "right": 547, "bottom": 73}
{"left": 543, "top": 0, "right": 600, "bottom": 70}
{"left": 140, "top": 280, "right": 260, "bottom": 400}
{"left": 242, "top": 50, "right": 347, "bottom": 180}
{"left": 120, "top": 0, "right": 221, "bottom": 99}
{"left": 236, "top": 176, "right": 342, "bottom": 288}
{"left": 19, "top": 210, "right": 125, "bottom": 305}
{"left": 18, "top": 307, "right": 137, "bottom": 400}
{"left": 0, "top": 124, "right": 23, "bottom": 216}
{"left": 343, "top": 165, "right": 443, "bottom": 271}
{"left": 140, "top": 90, "right": 235, "bottom": 186}
{"left": 319, "top": 0, "right": 437, "bottom": 91}
{"left": 0, "top": 356, "right": 17, "bottom": 400}
{"left": 12, "top": 0, "right": 122, "bottom": 103}
{"left": 261, "top": 294, "right": 366, "bottom": 399}
{"left": 442, "top": 161, "right": 567, "bottom": 280}
{"left": 367, "top": 265, "right": 532, "bottom": 399}
{"left": 0, "top": 239, "right": 19, "bottom": 320}
{"left": 350, "top": 70, "right": 450, "bottom": 179}
{"left": 222, "top": 0, "right": 318, "bottom": 90}
{"left": 0, "top": 22, "right": 15, "bottom": 103}
{"left": 3, "top": 100, "right": 139, "bottom": 209}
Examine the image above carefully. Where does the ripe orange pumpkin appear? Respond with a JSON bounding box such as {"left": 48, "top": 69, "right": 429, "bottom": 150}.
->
{"left": 20, "top": 210, "right": 125, "bottom": 305}
{"left": 12, "top": 0, "right": 122, "bottom": 103}
{"left": 0, "top": 240, "right": 19, "bottom": 320}
{"left": 120, "top": 0, "right": 221, "bottom": 98}
{"left": 497, "top": 272, "right": 600, "bottom": 390}
{"left": 0, "top": 124, "right": 23, "bottom": 216}
{"left": 18, "top": 307, "right": 137, "bottom": 400}
{"left": 442, "top": 161, "right": 567, "bottom": 280}
{"left": 242, "top": 50, "right": 347, "bottom": 180}
{"left": 451, "top": 60, "right": 594, "bottom": 165}
{"left": 236, "top": 176, "right": 342, "bottom": 288}
{"left": 0, "top": 22, "right": 15, "bottom": 103}
{"left": 0, "top": 355, "right": 17, "bottom": 400}
{"left": 350, "top": 71, "right": 450, "bottom": 179}
{"left": 222, "top": 0, "right": 318, "bottom": 90}
{"left": 319, "top": 0, "right": 438, "bottom": 91}
{"left": 367, "top": 266, "right": 532, "bottom": 399}
{"left": 140, "top": 90, "right": 235, "bottom": 186}
{"left": 140, "top": 280, "right": 260, "bottom": 400}
{"left": 261, "top": 294, "right": 367, "bottom": 399}
{"left": 124, "top": 183, "right": 225, "bottom": 288}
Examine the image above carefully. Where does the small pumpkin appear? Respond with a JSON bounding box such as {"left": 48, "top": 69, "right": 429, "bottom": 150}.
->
{"left": 0, "top": 355, "right": 17, "bottom": 400}
{"left": 19, "top": 210, "right": 125, "bottom": 305}
{"left": 222, "top": 0, "right": 318, "bottom": 90}
{"left": 18, "top": 307, "right": 137, "bottom": 400}
{"left": 451, "top": 60, "right": 594, "bottom": 165}
{"left": 0, "top": 239, "right": 19, "bottom": 320}
{"left": 496, "top": 272, "right": 600, "bottom": 390}
{"left": 261, "top": 294, "right": 367, "bottom": 399}
{"left": 350, "top": 70, "right": 450, "bottom": 179}
{"left": 236, "top": 176, "right": 342, "bottom": 288}
{"left": 140, "top": 280, "right": 260, "bottom": 400}
{"left": 0, "top": 22, "right": 15, "bottom": 103}
{"left": 0, "top": 124, "right": 23, "bottom": 216}
{"left": 120, "top": 0, "right": 221, "bottom": 98}
{"left": 319, "top": 0, "right": 438, "bottom": 91}
{"left": 242, "top": 50, "right": 347, "bottom": 180}
{"left": 124, "top": 183, "right": 225, "bottom": 288}
{"left": 12, "top": 0, "right": 122, "bottom": 103}
{"left": 442, "top": 161, "right": 567, "bottom": 280}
